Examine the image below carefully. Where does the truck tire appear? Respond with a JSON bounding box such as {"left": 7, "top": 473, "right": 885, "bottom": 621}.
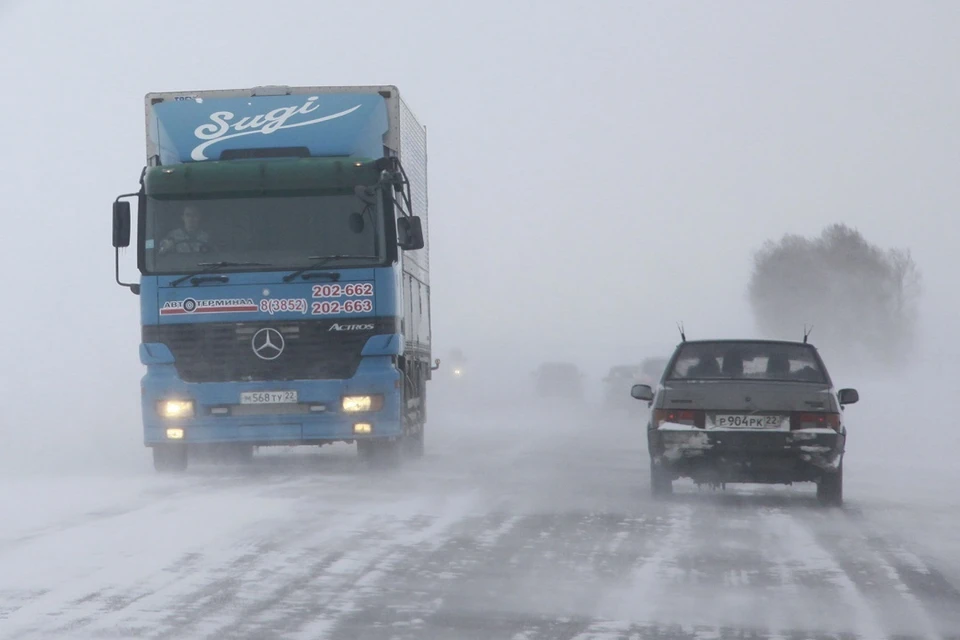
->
{"left": 404, "top": 426, "right": 425, "bottom": 459}
{"left": 650, "top": 463, "right": 673, "bottom": 498}
{"left": 153, "top": 444, "right": 188, "bottom": 473}
{"left": 817, "top": 465, "right": 843, "bottom": 507}
{"left": 401, "top": 377, "right": 425, "bottom": 459}
{"left": 223, "top": 444, "right": 254, "bottom": 465}
{"left": 357, "top": 439, "right": 401, "bottom": 469}
{"left": 357, "top": 440, "right": 374, "bottom": 460}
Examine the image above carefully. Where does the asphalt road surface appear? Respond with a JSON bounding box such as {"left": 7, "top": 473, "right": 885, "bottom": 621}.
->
{"left": 2, "top": 397, "right": 959, "bottom": 640}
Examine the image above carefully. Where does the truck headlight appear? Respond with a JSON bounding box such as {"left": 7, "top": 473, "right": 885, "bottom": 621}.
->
{"left": 158, "top": 400, "right": 195, "bottom": 418}
{"left": 342, "top": 395, "right": 384, "bottom": 412}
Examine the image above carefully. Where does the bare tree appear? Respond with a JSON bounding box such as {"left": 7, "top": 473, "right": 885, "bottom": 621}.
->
{"left": 748, "top": 224, "right": 921, "bottom": 368}
{"left": 886, "top": 248, "right": 922, "bottom": 315}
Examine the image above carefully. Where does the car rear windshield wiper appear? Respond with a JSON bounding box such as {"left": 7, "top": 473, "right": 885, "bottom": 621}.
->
{"left": 282, "top": 255, "right": 379, "bottom": 283}
{"left": 169, "top": 261, "right": 272, "bottom": 287}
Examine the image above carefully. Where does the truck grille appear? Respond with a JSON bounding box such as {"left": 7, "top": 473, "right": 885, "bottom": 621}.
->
{"left": 143, "top": 318, "right": 397, "bottom": 383}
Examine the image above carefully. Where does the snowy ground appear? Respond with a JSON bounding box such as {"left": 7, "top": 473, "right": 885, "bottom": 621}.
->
{"left": 2, "top": 373, "right": 960, "bottom": 639}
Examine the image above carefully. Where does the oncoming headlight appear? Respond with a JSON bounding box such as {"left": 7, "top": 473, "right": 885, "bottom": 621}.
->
{"left": 158, "top": 400, "right": 195, "bottom": 418}
{"left": 342, "top": 395, "right": 384, "bottom": 412}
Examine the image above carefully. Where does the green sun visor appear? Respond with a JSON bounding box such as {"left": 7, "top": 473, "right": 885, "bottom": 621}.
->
{"left": 144, "top": 157, "right": 383, "bottom": 198}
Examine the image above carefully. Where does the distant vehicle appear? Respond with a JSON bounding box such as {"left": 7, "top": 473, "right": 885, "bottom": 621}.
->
{"left": 637, "top": 357, "right": 669, "bottom": 388}
{"left": 534, "top": 362, "right": 584, "bottom": 400}
{"left": 447, "top": 348, "right": 466, "bottom": 380}
{"left": 602, "top": 365, "right": 643, "bottom": 408}
{"left": 630, "top": 339, "right": 858, "bottom": 506}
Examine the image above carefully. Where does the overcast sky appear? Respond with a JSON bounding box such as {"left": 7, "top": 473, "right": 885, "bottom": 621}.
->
{"left": 0, "top": 1, "right": 956, "bottom": 435}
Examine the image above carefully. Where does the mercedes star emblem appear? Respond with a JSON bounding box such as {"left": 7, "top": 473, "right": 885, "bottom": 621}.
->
{"left": 251, "top": 328, "right": 285, "bottom": 361}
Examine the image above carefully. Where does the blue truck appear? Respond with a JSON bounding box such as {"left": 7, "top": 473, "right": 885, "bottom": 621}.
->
{"left": 111, "top": 85, "right": 434, "bottom": 472}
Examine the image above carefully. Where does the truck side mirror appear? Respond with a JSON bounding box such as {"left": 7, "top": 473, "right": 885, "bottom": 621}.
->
{"left": 113, "top": 201, "right": 131, "bottom": 248}
{"left": 397, "top": 216, "right": 424, "bottom": 251}
{"left": 112, "top": 194, "right": 140, "bottom": 294}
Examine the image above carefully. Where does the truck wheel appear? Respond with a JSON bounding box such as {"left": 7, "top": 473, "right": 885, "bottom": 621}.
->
{"left": 817, "top": 465, "right": 843, "bottom": 507}
{"left": 404, "top": 426, "right": 425, "bottom": 459}
{"left": 358, "top": 439, "right": 401, "bottom": 469}
{"left": 400, "top": 381, "right": 425, "bottom": 459}
{"left": 223, "top": 444, "right": 254, "bottom": 465}
{"left": 153, "top": 444, "right": 188, "bottom": 473}
{"left": 650, "top": 463, "right": 673, "bottom": 498}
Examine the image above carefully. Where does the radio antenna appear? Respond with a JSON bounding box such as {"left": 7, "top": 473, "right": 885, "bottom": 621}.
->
{"left": 677, "top": 322, "right": 686, "bottom": 342}
{"left": 803, "top": 324, "right": 814, "bottom": 343}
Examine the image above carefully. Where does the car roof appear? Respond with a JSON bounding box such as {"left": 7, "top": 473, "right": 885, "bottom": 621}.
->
{"left": 675, "top": 339, "right": 815, "bottom": 349}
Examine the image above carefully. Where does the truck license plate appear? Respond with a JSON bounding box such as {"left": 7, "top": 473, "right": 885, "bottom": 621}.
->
{"left": 240, "top": 391, "right": 298, "bottom": 405}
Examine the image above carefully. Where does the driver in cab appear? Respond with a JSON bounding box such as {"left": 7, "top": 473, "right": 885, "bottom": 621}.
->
{"left": 158, "top": 205, "right": 213, "bottom": 255}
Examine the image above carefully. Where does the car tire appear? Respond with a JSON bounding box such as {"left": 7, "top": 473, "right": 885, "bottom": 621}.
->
{"left": 817, "top": 464, "right": 843, "bottom": 507}
{"left": 153, "top": 444, "right": 188, "bottom": 473}
{"left": 650, "top": 463, "right": 673, "bottom": 498}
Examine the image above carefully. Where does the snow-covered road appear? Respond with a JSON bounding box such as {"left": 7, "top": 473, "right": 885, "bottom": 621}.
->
{"left": 2, "top": 390, "right": 959, "bottom": 639}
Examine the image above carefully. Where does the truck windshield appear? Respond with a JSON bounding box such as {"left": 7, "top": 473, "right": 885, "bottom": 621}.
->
{"left": 143, "top": 192, "right": 387, "bottom": 274}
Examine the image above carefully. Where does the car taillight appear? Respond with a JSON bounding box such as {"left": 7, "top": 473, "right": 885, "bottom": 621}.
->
{"left": 791, "top": 412, "right": 841, "bottom": 432}
{"left": 654, "top": 409, "right": 705, "bottom": 428}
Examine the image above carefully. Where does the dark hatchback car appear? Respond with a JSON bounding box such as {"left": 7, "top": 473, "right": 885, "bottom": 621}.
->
{"left": 630, "top": 339, "right": 859, "bottom": 506}
{"left": 602, "top": 365, "right": 643, "bottom": 407}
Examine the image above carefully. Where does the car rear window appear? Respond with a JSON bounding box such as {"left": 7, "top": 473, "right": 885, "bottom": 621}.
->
{"left": 667, "top": 342, "right": 827, "bottom": 383}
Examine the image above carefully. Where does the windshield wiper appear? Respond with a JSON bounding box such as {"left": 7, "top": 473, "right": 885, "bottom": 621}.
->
{"left": 169, "top": 261, "right": 272, "bottom": 287}
{"left": 282, "top": 255, "right": 379, "bottom": 283}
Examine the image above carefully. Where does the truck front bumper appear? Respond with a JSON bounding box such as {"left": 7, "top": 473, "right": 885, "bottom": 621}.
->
{"left": 141, "top": 356, "right": 402, "bottom": 446}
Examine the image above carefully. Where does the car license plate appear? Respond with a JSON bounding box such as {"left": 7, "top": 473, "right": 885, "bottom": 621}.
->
{"left": 240, "top": 390, "right": 298, "bottom": 405}
{"left": 714, "top": 414, "right": 785, "bottom": 429}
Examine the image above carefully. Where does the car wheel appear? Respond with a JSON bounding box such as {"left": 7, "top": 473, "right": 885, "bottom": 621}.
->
{"left": 817, "top": 464, "right": 843, "bottom": 507}
{"left": 650, "top": 463, "right": 673, "bottom": 498}
{"left": 153, "top": 444, "right": 188, "bottom": 473}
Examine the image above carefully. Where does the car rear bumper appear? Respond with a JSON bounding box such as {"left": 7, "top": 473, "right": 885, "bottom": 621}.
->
{"left": 649, "top": 427, "right": 844, "bottom": 484}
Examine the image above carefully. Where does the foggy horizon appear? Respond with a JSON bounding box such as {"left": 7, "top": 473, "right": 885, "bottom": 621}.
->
{"left": 1, "top": 2, "right": 958, "bottom": 638}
